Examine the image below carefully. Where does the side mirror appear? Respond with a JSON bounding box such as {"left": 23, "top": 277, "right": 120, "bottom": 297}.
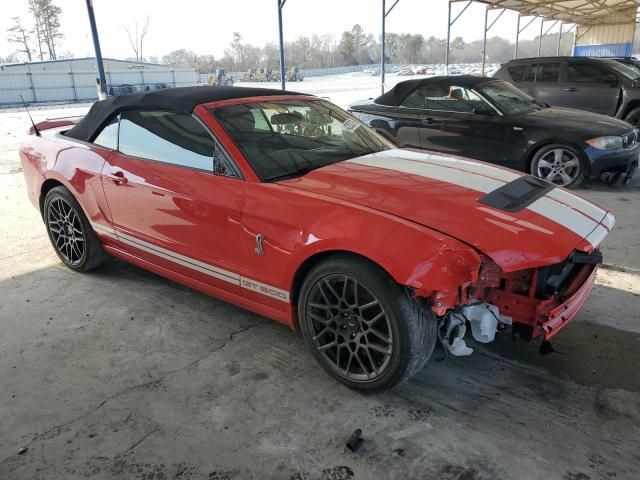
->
{"left": 606, "top": 74, "right": 619, "bottom": 87}
{"left": 473, "top": 104, "right": 494, "bottom": 115}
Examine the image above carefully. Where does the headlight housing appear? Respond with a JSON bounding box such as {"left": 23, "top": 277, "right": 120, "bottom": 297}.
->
{"left": 586, "top": 136, "right": 623, "bottom": 150}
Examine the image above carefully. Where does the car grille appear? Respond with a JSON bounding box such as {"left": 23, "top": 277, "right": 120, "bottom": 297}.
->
{"left": 622, "top": 130, "right": 639, "bottom": 148}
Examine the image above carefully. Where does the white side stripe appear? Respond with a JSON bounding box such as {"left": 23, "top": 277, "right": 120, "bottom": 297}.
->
{"left": 89, "top": 222, "right": 289, "bottom": 303}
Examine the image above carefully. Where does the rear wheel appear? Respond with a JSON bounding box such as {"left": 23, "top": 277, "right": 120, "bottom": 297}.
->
{"left": 44, "top": 186, "right": 108, "bottom": 272}
{"left": 298, "top": 255, "right": 437, "bottom": 392}
{"left": 531, "top": 144, "right": 586, "bottom": 188}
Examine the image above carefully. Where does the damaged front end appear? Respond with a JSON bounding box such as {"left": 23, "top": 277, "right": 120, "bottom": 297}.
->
{"left": 435, "top": 250, "right": 602, "bottom": 356}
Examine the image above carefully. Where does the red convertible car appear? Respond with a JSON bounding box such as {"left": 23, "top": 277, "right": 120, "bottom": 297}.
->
{"left": 20, "top": 86, "right": 614, "bottom": 391}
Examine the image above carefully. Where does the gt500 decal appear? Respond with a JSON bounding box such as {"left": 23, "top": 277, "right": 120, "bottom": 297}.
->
{"left": 90, "top": 221, "right": 290, "bottom": 303}
{"left": 241, "top": 277, "right": 290, "bottom": 302}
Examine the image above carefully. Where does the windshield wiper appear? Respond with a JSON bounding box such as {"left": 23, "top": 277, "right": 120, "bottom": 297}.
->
{"left": 265, "top": 165, "right": 320, "bottom": 182}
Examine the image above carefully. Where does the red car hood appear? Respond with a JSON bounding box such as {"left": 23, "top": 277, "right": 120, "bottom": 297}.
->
{"left": 280, "top": 149, "right": 614, "bottom": 272}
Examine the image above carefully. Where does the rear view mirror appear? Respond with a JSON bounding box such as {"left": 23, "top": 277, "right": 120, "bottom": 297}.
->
{"left": 270, "top": 112, "right": 303, "bottom": 125}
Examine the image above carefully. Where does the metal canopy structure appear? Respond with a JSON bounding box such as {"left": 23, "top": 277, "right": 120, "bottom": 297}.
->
{"left": 477, "top": 0, "right": 640, "bottom": 25}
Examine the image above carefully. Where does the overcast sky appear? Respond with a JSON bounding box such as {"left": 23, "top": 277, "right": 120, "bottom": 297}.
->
{"left": 0, "top": 0, "right": 552, "bottom": 61}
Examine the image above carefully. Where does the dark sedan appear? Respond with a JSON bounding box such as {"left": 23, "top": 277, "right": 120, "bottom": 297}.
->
{"left": 349, "top": 76, "right": 639, "bottom": 187}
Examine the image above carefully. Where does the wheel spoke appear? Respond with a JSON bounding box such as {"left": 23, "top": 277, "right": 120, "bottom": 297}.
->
{"left": 363, "top": 345, "right": 378, "bottom": 375}
{"left": 538, "top": 159, "right": 553, "bottom": 169}
{"left": 367, "top": 343, "right": 391, "bottom": 355}
{"left": 317, "top": 341, "right": 337, "bottom": 351}
{"left": 553, "top": 149, "right": 564, "bottom": 162}
{"left": 563, "top": 158, "right": 579, "bottom": 169}
{"left": 360, "top": 299, "right": 379, "bottom": 311}
{"left": 559, "top": 170, "right": 573, "bottom": 185}
{"left": 367, "top": 326, "right": 391, "bottom": 344}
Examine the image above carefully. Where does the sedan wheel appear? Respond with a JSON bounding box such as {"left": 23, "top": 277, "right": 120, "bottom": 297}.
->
{"left": 532, "top": 145, "right": 585, "bottom": 188}
{"left": 298, "top": 255, "right": 437, "bottom": 392}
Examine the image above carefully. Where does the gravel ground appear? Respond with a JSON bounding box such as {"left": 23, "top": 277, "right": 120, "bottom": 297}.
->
{"left": 1, "top": 79, "right": 639, "bottom": 479}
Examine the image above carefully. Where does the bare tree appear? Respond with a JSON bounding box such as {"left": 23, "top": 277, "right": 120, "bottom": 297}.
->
{"left": 28, "top": 0, "right": 63, "bottom": 60}
{"left": 124, "top": 16, "right": 150, "bottom": 61}
{"left": 7, "top": 17, "right": 33, "bottom": 61}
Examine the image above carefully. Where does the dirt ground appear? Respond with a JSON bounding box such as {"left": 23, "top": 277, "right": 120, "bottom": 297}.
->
{"left": 0, "top": 100, "right": 639, "bottom": 480}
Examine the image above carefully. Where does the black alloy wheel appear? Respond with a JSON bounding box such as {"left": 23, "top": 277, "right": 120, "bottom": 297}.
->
{"left": 44, "top": 186, "right": 108, "bottom": 272}
{"left": 298, "top": 255, "right": 437, "bottom": 392}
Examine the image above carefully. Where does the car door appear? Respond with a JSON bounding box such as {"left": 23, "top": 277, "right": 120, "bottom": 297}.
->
{"left": 406, "top": 82, "right": 514, "bottom": 165}
{"left": 516, "top": 61, "right": 565, "bottom": 107}
{"left": 100, "top": 109, "right": 245, "bottom": 294}
{"left": 562, "top": 60, "right": 621, "bottom": 115}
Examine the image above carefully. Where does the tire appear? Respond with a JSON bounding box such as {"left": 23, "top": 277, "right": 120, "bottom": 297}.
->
{"left": 298, "top": 255, "right": 437, "bottom": 392}
{"left": 43, "top": 186, "right": 108, "bottom": 272}
{"left": 624, "top": 106, "right": 640, "bottom": 127}
{"left": 531, "top": 144, "right": 586, "bottom": 188}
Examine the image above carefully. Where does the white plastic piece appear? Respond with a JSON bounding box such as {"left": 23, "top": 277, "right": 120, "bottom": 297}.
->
{"left": 462, "top": 304, "right": 500, "bottom": 344}
{"left": 449, "top": 337, "right": 474, "bottom": 356}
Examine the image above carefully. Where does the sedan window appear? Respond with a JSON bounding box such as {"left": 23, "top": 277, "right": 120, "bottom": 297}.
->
{"left": 567, "top": 63, "right": 617, "bottom": 84}
{"left": 479, "top": 81, "right": 544, "bottom": 115}
{"left": 523, "top": 63, "right": 561, "bottom": 83}
{"left": 212, "top": 100, "right": 391, "bottom": 182}
{"left": 402, "top": 84, "right": 488, "bottom": 113}
{"left": 118, "top": 110, "right": 217, "bottom": 172}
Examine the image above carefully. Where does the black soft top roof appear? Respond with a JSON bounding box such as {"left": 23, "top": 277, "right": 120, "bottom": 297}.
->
{"left": 65, "top": 86, "right": 305, "bottom": 142}
{"left": 375, "top": 75, "right": 496, "bottom": 106}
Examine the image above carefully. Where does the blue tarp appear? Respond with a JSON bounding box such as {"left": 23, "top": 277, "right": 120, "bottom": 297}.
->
{"left": 574, "top": 43, "right": 633, "bottom": 57}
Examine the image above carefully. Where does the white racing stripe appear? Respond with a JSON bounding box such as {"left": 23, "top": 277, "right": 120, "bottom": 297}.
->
{"left": 388, "top": 149, "right": 521, "bottom": 183}
{"left": 350, "top": 150, "right": 611, "bottom": 242}
{"left": 351, "top": 154, "right": 505, "bottom": 193}
{"left": 546, "top": 188, "right": 606, "bottom": 224}
{"left": 584, "top": 224, "right": 609, "bottom": 249}
{"left": 89, "top": 221, "right": 289, "bottom": 303}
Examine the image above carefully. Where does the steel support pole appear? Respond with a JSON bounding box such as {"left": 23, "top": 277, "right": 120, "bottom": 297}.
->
{"left": 481, "top": 7, "right": 488, "bottom": 76}
{"left": 84, "top": 0, "right": 107, "bottom": 96}
{"left": 557, "top": 23, "right": 562, "bottom": 55}
{"left": 538, "top": 19, "right": 544, "bottom": 57}
{"left": 514, "top": 15, "right": 520, "bottom": 59}
{"left": 445, "top": 1, "right": 451, "bottom": 74}
{"left": 381, "top": 0, "right": 385, "bottom": 95}
{"left": 277, "top": 0, "right": 286, "bottom": 91}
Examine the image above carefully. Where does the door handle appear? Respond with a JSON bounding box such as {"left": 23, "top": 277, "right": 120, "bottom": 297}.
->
{"left": 564, "top": 87, "right": 577, "bottom": 92}
{"left": 422, "top": 117, "right": 435, "bottom": 124}
{"left": 106, "top": 171, "right": 128, "bottom": 185}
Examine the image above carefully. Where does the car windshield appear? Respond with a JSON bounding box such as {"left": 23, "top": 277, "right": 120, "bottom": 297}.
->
{"left": 211, "top": 100, "right": 391, "bottom": 182}
{"left": 601, "top": 59, "right": 640, "bottom": 80}
{"left": 478, "top": 80, "right": 545, "bottom": 115}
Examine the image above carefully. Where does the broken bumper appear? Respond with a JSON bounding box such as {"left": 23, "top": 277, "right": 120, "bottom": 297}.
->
{"left": 539, "top": 266, "right": 597, "bottom": 340}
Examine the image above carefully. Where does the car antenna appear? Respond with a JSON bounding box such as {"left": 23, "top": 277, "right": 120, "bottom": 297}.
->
{"left": 20, "top": 94, "right": 40, "bottom": 136}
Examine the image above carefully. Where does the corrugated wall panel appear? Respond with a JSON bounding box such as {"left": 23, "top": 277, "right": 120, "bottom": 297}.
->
{"left": 576, "top": 23, "right": 636, "bottom": 46}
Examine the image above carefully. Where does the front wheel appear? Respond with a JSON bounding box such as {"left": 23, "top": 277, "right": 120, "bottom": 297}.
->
{"left": 531, "top": 144, "right": 586, "bottom": 188}
{"left": 298, "top": 255, "right": 437, "bottom": 392}
{"left": 624, "top": 106, "right": 640, "bottom": 127}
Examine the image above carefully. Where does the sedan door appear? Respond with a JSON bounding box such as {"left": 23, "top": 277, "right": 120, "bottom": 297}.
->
{"left": 100, "top": 109, "right": 246, "bottom": 294}
{"left": 516, "top": 61, "right": 566, "bottom": 107}
{"left": 406, "top": 82, "right": 515, "bottom": 165}
{"left": 562, "top": 60, "right": 621, "bottom": 115}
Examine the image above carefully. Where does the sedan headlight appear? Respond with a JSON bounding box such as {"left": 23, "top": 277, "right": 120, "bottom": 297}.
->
{"left": 586, "top": 136, "right": 623, "bottom": 150}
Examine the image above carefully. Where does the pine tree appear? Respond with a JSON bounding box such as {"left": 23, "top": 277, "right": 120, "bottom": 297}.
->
{"left": 7, "top": 17, "right": 33, "bottom": 62}
{"left": 28, "top": 0, "right": 63, "bottom": 60}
